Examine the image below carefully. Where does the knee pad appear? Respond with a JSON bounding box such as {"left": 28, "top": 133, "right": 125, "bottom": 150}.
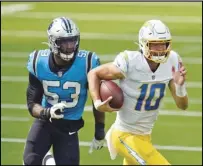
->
{"left": 23, "top": 152, "right": 42, "bottom": 165}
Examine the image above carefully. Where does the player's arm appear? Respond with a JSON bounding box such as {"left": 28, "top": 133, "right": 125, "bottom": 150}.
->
{"left": 168, "top": 64, "right": 188, "bottom": 110}
{"left": 168, "top": 80, "right": 188, "bottom": 110}
{"left": 88, "top": 62, "right": 125, "bottom": 103}
{"left": 27, "top": 72, "right": 44, "bottom": 117}
{"left": 92, "top": 103, "right": 105, "bottom": 139}
{"left": 87, "top": 52, "right": 105, "bottom": 138}
{"left": 27, "top": 72, "right": 50, "bottom": 119}
{"left": 88, "top": 51, "right": 128, "bottom": 112}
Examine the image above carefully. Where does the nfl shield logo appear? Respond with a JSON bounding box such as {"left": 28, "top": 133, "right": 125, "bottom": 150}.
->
{"left": 58, "top": 71, "right": 63, "bottom": 77}
{"left": 152, "top": 75, "right": 155, "bottom": 80}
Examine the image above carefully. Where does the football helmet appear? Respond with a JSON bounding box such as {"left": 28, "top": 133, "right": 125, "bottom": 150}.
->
{"left": 138, "top": 20, "right": 172, "bottom": 63}
{"left": 47, "top": 17, "right": 80, "bottom": 61}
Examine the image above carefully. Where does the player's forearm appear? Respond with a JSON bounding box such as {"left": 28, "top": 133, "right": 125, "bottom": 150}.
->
{"left": 88, "top": 70, "right": 101, "bottom": 102}
{"left": 174, "top": 95, "right": 188, "bottom": 110}
{"left": 93, "top": 103, "right": 105, "bottom": 124}
{"left": 93, "top": 103, "right": 105, "bottom": 140}
{"left": 26, "top": 85, "right": 45, "bottom": 118}
{"left": 29, "top": 103, "right": 44, "bottom": 118}
{"left": 169, "top": 80, "right": 188, "bottom": 110}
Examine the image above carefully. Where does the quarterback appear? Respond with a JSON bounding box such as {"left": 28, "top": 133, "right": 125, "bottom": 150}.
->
{"left": 88, "top": 20, "right": 188, "bottom": 165}
{"left": 23, "top": 17, "right": 105, "bottom": 165}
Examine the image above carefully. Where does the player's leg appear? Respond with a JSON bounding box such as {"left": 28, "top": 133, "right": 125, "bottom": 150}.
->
{"left": 52, "top": 129, "right": 80, "bottom": 165}
{"left": 23, "top": 119, "right": 52, "bottom": 165}
{"left": 111, "top": 129, "right": 170, "bottom": 165}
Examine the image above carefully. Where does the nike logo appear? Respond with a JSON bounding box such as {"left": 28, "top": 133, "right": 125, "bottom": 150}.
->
{"left": 69, "top": 131, "right": 76, "bottom": 135}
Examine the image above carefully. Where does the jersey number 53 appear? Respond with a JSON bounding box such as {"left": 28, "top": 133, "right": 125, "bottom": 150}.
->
{"left": 42, "top": 80, "right": 81, "bottom": 108}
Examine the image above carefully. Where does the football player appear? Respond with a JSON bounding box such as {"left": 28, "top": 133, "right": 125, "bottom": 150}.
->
{"left": 87, "top": 20, "right": 188, "bottom": 165}
{"left": 23, "top": 17, "right": 105, "bottom": 165}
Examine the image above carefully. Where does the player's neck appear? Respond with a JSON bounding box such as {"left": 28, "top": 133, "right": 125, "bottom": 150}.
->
{"left": 146, "top": 58, "right": 160, "bottom": 73}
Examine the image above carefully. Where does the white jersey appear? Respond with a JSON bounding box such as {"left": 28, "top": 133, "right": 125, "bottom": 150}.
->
{"left": 112, "top": 50, "right": 182, "bottom": 135}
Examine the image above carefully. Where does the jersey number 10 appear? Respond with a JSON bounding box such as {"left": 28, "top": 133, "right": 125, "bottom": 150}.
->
{"left": 135, "top": 83, "right": 166, "bottom": 111}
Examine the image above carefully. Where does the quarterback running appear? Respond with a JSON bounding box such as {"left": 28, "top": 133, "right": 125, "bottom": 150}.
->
{"left": 87, "top": 20, "right": 188, "bottom": 165}
{"left": 23, "top": 17, "right": 105, "bottom": 165}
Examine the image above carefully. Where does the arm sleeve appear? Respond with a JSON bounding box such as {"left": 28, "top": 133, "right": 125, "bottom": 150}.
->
{"left": 112, "top": 51, "right": 129, "bottom": 77}
{"left": 26, "top": 72, "right": 44, "bottom": 115}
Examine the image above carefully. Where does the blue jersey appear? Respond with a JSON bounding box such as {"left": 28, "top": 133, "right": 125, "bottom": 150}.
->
{"left": 27, "top": 49, "right": 100, "bottom": 120}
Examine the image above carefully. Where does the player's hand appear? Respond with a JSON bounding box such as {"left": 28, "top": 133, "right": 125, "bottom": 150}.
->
{"left": 89, "top": 137, "right": 105, "bottom": 154}
{"left": 94, "top": 97, "right": 118, "bottom": 112}
{"left": 49, "top": 103, "right": 66, "bottom": 119}
{"left": 40, "top": 103, "right": 66, "bottom": 121}
{"left": 172, "top": 62, "right": 187, "bottom": 85}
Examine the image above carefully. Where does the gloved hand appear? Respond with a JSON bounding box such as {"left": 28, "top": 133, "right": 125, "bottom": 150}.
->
{"left": 89, "top": 123, "right": 105, "bottom": 154}
{"left": 89, "top": 138, "right": 105, "bottom": 154}
{"left": 40, "top": 103, "right": 66, "bottom": 121}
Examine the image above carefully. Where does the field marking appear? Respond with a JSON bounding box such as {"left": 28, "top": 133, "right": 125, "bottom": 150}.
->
{"left": 4, "top": 12, "right": 202, "bottom": 24}
{"left": 1, "top": 76, "right": 202, "bottom": 89}
{"left": 1, "top": 52, "right": 202, "bottom": 65}
{"left": 1, "top": 116, "right": 30, "bottom": 122}
{"left": 1, "top": 4, "right": 34, "bottom": 15}
{"left": 75, "top": 2, "right": 202, "bottom": 7}
{"left": 1, "top": 30, "right": 202, "bottom": 43}
{"left": 1, "top": 137, "right": 202, "bottom": 152}
{"left": 1, "top": 104, "right": 202, "bottom": 117}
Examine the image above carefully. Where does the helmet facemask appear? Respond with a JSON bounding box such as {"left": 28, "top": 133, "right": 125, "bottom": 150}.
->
{"left": 55, "top": 36, "right": 79, "bottom": 61}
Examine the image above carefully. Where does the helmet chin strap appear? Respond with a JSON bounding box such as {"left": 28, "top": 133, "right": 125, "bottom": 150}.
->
{"left": 59, "top": 52, "right": 74, "bottom": 61}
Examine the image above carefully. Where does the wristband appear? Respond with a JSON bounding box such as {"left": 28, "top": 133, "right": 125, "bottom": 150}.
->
{"left": 175, "top": 83, "right": 187, "bottom": 97}
{"left": 94, "top": 100, "right": 102, "bottom": 110}
{"left": 39, "top": 108, "right": 50, "bottom": 120}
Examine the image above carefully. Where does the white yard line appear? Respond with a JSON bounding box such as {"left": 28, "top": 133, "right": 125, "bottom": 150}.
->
{"left": 1, "top": 4, "right": 34, "bottom": 15}
{"left": 5, "top": 12, "right": 202, "bottom": 24}
{"left": 1, "top": 104, "right": 202, "bottom": 117}
{"left": 1, "top": 137, "right": 202, "bottom": 151}
{"left": 1, "top": 30, "right": 202, "bottom": 43}
{"left": 1, "top": 52, "right": 202, "bottom": 65}
{"left": 76, "top": 2, "right": 202, "bottom": 7}
{"left": 1, "top": 116, "right": 30, "bottom": 122}
{"left": 1, "top": 76, "right": 202, "bottom": 89}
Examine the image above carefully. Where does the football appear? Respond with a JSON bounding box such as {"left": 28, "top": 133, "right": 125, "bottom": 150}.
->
{"left": 100, "top": 80, "right": 124, "bottom": 109}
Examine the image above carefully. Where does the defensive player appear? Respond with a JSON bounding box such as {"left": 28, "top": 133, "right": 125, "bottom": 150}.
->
{"left": 23, "top": 17, "right": 105, "bottom": 165}
{"left": 87, "top": 20, "right": 188, "bottom": 165}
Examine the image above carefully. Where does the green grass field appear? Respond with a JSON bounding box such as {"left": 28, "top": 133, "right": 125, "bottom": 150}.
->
{"left": 1, "top": 2, "right": 202, "bottom": 165}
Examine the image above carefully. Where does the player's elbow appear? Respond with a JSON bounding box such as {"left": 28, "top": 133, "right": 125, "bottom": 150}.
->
{"left": 88, "top": 69, "right": 98, "bottom": 81}
{"left": 27, "top": 102, "right": 35, "bottom": 117}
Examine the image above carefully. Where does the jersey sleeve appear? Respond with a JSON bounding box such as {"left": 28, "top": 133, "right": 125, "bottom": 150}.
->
{"left": 86, "top": 51, "right": 100, "bottom": 74}
{"left": 27, "top": 50, "right": 39, "bottom": 76}
{"left": 112, "top": 51, "right": 129, "bottom": 77}
{"left": 91, "top": 52, "right": 100, "bottom": 69}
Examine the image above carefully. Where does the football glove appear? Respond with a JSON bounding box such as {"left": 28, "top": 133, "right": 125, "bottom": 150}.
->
{"left": 89, "top": 138, "right": 105, "bottom": 154}
{"left": 40, "top": 103, "right": 66, "bottom": 121}
{"left": 89, "top": 123, "right": 105, "bottom": 154}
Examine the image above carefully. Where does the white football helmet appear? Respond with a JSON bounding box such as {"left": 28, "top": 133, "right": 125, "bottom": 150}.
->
{"left": 138, "top": 20, "right": 172, "bottom": 63}
{"left": 47, "top": 17, "right": 80, "bottom": 61}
